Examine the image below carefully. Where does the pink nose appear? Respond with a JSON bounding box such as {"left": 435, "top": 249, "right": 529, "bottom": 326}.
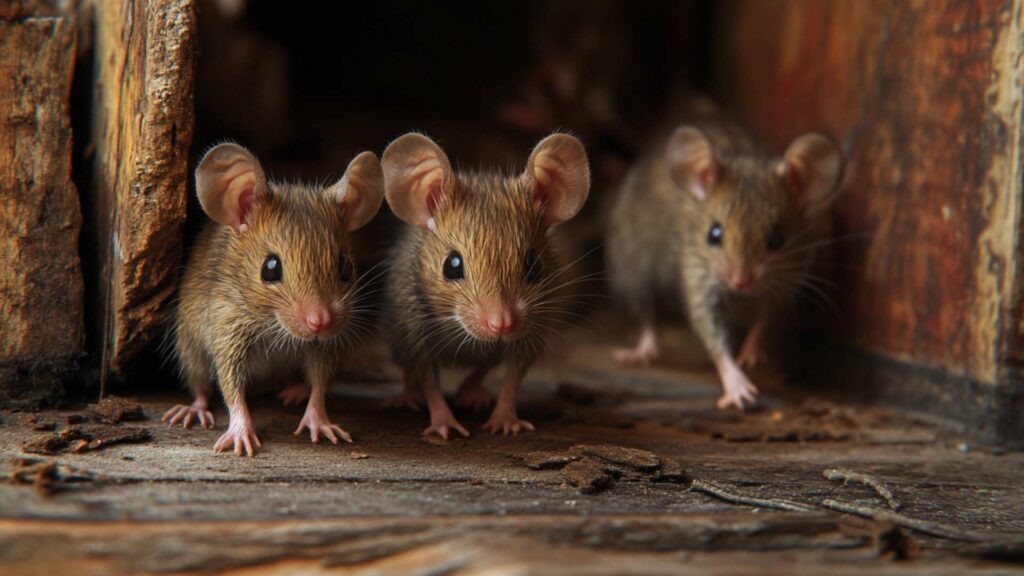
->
{"left": 484, "top": 307, "right": 520, "bottom": 336}
{"left": 304, "top": 308, "right": 333, "bottom": 334}
{"left": 727, "top": 269, "right": 755, "bottom": 291}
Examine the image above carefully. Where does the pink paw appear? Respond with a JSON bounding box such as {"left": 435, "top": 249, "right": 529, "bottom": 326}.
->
{"left": 382, "top": 391, "right": 425, "bottom": 412}
{"left": 163, "top": 402, "right": 215, "bottom": 429}
{"left": 717, "top": 363, "right": 758, "bottom": 411}
{"left": 455, "top": 386, "right": 493, "bottom": 411}
{"left": 294, "top": 411, "right": 353, "bottom": 445}
{"left": 482, "top": 410, "right": 535, "bottom": 436}
{"left": 612, "top": 343, "right": 658, "bottom": 366}
{"left": 278, "top": 383, "right": 311, "bottom": 406}
{"left": 213, "top": 421, "right": 262, "bottom": 457}
{"left": 423, "top": 414, "right": 470, "bottom": 441}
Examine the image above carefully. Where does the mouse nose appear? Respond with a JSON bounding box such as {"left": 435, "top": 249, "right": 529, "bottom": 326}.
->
{"left": 303, "top": 306, "right": 333, "bottom": 334}
{"left": 726, "top": 267, "right": 756, "bottom": 292}
{"left": 480, "top": 299, "right": 521, "bottom": 337}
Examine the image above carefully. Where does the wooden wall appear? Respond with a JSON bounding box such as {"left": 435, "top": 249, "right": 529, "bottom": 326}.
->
{"left": 0, "top": 16, "right": 83, "bottom": 405}
{"left": 716, "top": 0, "right": 1024, "bottom": 439}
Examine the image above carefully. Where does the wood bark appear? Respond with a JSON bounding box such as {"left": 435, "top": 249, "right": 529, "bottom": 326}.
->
{"left": 90, "top": 0, "right": 196, "bottom": 380}
{"left": 0, "top": 16, "right": 84, "bottom": 400}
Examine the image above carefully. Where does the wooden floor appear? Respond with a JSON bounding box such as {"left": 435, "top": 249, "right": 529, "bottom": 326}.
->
{"left": 1, "top": 330, "right": 1023, "bottom": 575}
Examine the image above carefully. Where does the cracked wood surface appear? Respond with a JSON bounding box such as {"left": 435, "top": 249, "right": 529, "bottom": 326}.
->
{"left": 0, "top": 337, "right": 1021, "bottom": 573}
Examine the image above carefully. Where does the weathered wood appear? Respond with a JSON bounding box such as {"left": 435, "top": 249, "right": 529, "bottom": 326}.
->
{"left": 716, "top": 0, "right": 1024, "bottom": 440}
{"left": 0, "top": 16, "right": 83, "bottom": 404}
{"left": 90, "top": 0, "right": 196, "bottom": 379}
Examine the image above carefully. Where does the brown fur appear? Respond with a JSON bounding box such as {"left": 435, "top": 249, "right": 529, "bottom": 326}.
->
{"left": 386, "top": 171, "right": 559, "bottom": 377}
{"left": 607, "top": 120, "right": 829, "bottom": 361}
{"left": 174, "top": 181, "right": 364, "bottom": 406}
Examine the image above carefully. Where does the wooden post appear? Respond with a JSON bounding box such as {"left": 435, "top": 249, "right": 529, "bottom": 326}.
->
{"left": 715, "top": 0, "right": 1024, "bottom": 443}
{"left": 90, "top": 0, "right": 196, "bottom": 383}
{"left": 0, "top": 16, "right": 84, "bottom": 406}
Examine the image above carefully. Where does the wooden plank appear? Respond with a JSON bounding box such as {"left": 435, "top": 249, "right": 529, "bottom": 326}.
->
{"left": 715, "top": 0, "right": 1023, "bottom": 385}
{"left": 0, "top": 16, "right": 83, "bottom": 403}
{"left": 89, "top": 0, "right": 196, "bottom": 380}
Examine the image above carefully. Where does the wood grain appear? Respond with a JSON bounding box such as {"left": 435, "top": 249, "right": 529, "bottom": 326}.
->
{"left": 89, "top": 0, "right": 196, "bottom": 379}
{"left": 0, "top": 17, "right": 83, "bottom": 387}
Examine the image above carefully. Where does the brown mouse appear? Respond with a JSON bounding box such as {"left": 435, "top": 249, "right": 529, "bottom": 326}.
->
{"left": 162, "top": 142, "right": 385, "bottom": 456}
{"left": 380, "top": 132, "right": 590, "bottom": 439}
{"left": 606, "top": 119, "right": 841, "bottom": 409}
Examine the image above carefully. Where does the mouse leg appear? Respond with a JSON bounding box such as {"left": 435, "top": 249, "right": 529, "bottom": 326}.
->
{"left": 294, "top": 356, "right": 352, "bottom": 444}
{"left": 612, "top": 321, "right": 659, "bottom": 365}
{"left": 454, "top": 361, "right": 497, "bottom": 411}
{"left": 163, "top": 332, "right": 216, "bottom": 429}
{"left": 684, "top": 283, "right": 758, "bottom": 410}
{"left": 420, "top": 366, "right": 469, "bottom": 440}
{"left": 211, "top": 359, "right": 261, "bottom": 456}
{"left": 483, "top": 360, "right": 534, "bottom": 436}
{"left": 736, "top": 315, "right": 767, "bottom": 370}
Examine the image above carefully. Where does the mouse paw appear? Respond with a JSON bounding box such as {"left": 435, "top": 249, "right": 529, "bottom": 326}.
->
{"left": 454, "top": 385, "right": 493, "bottom": 411}
{"left": 716, "top": 364, "right": 758, "bottom": 411}
{"left": 422, "top": 414, "right": 470, "bottom": 441}
{"left": 482, "top": 410, "right": 535, "bottom": 436}
{"left": 278, "top": 383, "right": 311, "bottom": 406}
{"left": 213, "top": 421, "right": 262, "bottom": 457}
{"left": 382, "top": 390, "right": 425, "bottom": 412}
{"left": 162, "top": 401, "right": 215, "bottom": 430}
{"left": 736, "top": 341, "right": 766, "bottom": 370}
{"left": 612, "top": 342, "right": 658, "bottom": 366}
{"left": 294, "top": 410, "right": 353, "bottom": 445}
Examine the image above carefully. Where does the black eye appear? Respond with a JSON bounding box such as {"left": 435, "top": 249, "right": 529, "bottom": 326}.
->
{"left": 261, "top": 254, "right": 282, "bottom": 283}
{"left": 443, "top": 250, "right": 464, "bottom": 281}
{"left": 524, "top": 249, "right": 542, "bottom": 283}
{"left": 707, "top": 222, "right": 724, "bottom": 246}
{"left": 767, "top": 224, "right": 785, "bottom": 251}
{"left": 339, "top": 255, "right": 355, "bottom": 282}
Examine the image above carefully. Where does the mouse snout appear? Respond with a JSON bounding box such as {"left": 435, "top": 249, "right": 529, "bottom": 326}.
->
{"left": 724, "top": 264, "right": 757, "bottom": 292}
{"left": 298, "top": 301, "right": 334, "bottom": 336}
{"left": 475, "top": 297, "right": 521, "bottom": 338}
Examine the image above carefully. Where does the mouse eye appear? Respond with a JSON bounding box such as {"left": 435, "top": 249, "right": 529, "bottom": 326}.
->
{"left": 443, "top": 250, "right": 464, "bottom": 281}
{"left": 707, "top": 222, "right": 724, "bottom": 246}
{"left": 339, "top": 255, "right": 355, "bottom": 283}
{"left": 524, "top": 249, "right": 542, "bottom": 283}
{"left": 261, "top": 254, "right": 283, "bottom": 283}
{"left": 767, "top": 224, "right": 785, "bottom": 251}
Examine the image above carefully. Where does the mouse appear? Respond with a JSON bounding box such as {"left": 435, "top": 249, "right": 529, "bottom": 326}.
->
{"left": 380, "top": 132, "right": 590, "bottom": 439}
{"left": 162, "top": 142, "right": 385, "bottom": 456}
{"left": 606, "top": 119, "right": 841, "bottom": 410}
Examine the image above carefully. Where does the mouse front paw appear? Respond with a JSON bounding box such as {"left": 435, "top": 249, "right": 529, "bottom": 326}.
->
{"left": 716, "top": 364, "right": 758, "bottom": 411}
{"left": 162, "top": 401, "right": 215, "bottom": 429}
{"left": 482, "top": 409, "right": 534, "bottom": 436}
{"left": 294, "top": 410, "right": 353, "bottom": 445}
{"left": 213, "top": 421, "right": 262, "bottom": 457}
{"left": 422, "top": 413, "right": 470, "bottom": 441}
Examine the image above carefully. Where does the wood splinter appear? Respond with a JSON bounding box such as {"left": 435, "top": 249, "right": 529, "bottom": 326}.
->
{"left": 690, "top": 479, "right": 817, "bottom": 513}
{"left": 823, "top": 468, "right": 901, "bottom": 510}
{"left": 821, "top": 499, "right": 1003, "bottom": 543}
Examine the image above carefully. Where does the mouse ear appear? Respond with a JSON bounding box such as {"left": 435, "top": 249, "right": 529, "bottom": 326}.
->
{"left": 195, "top": 143, "right": 269, "bottom": 234}
{"left": 523, "top": 133, "right": 590, "bottom": 227}
{"left": 381, "top": 133, "right": 453, "bottom": 230}
{"left": 666, "top": 126, "right": 716, "bottom": 201}
{"left": 330, "top": 151, "right": 384, "bottom": 231}
{"left": 775, "top": 133, "right": 842, "bottom": 212}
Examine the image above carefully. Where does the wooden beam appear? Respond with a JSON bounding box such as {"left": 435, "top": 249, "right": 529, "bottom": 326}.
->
{"left": 90, "top": 0, "right": 196, "bottom": 381}
{"left": 0, "top": 16, "right": 84, "bottom": 404}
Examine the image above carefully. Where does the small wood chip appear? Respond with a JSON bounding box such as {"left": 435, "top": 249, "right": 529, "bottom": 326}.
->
{"left": 572, "top": 445, "right": 660, "bottom": 472}
{"left": 561, "top": 457, "right": 615, "bottom": 494}
{"left": 349, "top": 451, "right": 370, "bottom": 460}
{"left": 522, "top": 451, "right": 579, "bottom": 470}
{"left": 88, "top": 396, "right": 145, "bottom": 425}
{"left": 821, "top": 499, "right": 998, "bottom": 542}
{"left": 651, "top": 458, "right": 690, "bottom": 484}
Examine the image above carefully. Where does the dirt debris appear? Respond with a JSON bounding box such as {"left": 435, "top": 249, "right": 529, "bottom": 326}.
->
{"left": 572, "top": 444, "right": 661, "bottom": 472}
{"left": 522, "top": 451, "right": 580, "bottom": 470}
{"left": 23, "top": 424, "right": 152, "bottom": 455}
{"left": 522, "top": 444, "right": 687, "bottom": 494}
{"left": 350, "top": 451, "right": 370, "bottom": 460}
{"left": 561, "top": 458, "right": 616, "bottom": 494}
{"left": 9, "top": 458, "right": 94, "bottom": 496}
{"left": 88, "top": 396, "right": 146, "bottom": 425}
{"left": 875, "top": 524, "right": 920, "bottom": 561}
